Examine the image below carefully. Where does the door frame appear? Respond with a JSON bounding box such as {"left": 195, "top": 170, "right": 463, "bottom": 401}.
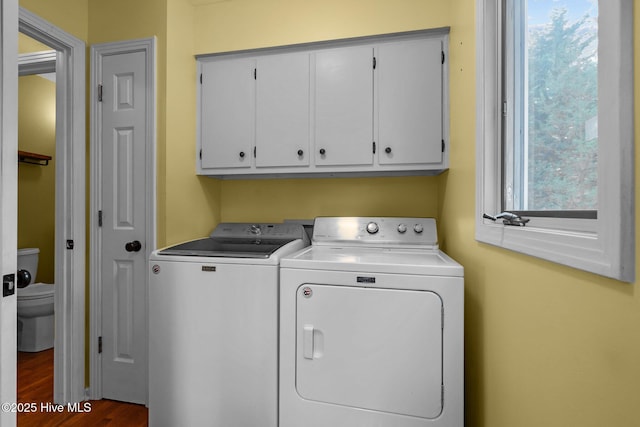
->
{"left": 89, "top": 37, "right": 157, "bottom": 401}
{"left": 0, "top": 0, "right": 19, "bottom": 423}
{"left": 18, "top": 7, "right": 86, "bottom": 405}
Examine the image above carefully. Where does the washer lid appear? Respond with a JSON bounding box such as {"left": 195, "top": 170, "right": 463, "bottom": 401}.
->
{"left": 281, "top": 246, "right": 463, "bottom": 277}
{"left": 157, "top": 222, "right": 309, "bottom": 258}
{"left": 157, "top": 237, "right": 297, "bottom": 258}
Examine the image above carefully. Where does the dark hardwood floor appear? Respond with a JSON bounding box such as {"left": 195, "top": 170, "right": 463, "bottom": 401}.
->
{"left": 17, "top": 349, "right": 148, "bottom": 426}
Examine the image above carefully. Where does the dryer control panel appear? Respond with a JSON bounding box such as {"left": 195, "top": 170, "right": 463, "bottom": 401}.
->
{"left": 311, "top": 217, "right": 438, "bottom": 249}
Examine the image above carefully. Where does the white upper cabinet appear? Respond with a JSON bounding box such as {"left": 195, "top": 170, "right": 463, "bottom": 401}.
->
{"left": 377, "top": 38, "right": 443, "bottom": 165}
{"left": 196, "top": 28, "right": 449, "bottom": 178}
{"left": 256, "top": 52, "right": 310, "bottom": 168}
{"left": 314, "top": 46, "right": 374, "bottom": 167}
{"left": 199, "top": 58, "right": 255, "bottom": 169}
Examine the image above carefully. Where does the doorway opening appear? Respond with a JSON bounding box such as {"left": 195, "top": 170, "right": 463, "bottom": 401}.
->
{"left": 18, "top": 7, "right": 86, "bottom": 404}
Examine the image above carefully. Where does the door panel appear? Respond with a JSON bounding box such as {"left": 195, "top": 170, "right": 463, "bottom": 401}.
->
{"left": 315, "top": 46, "right": 374, "bottom": 166}
{"left": 200, "top": 58, "right": 255, "bottom": 169}
{"left": 296, "top": 284, "right": 443, "bottom": 418}
{"left": 256, "top": 52, "right": 310, "bottom": 167}
{"left": 0, "top": 1, "right": 18, "bottom": 420}
{"left": 100, "top": 50, "right": 147, "bottom": 404}
{"left": 378, "top": 39, "right": 443, "bottom": 165}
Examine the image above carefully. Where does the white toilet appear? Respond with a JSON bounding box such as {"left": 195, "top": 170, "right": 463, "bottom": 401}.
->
{"left": 17, "top": 248, "right": 55, "bottom": 352}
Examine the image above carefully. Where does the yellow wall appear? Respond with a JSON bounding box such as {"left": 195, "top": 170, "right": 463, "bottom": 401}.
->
{"left": 438, "top": 1, "right": 640, "bottom": 426}
{"left": 15, "top": 1, "right": 640, "bottom": 426}
{"left": 164, "top": 0, "right": 221, "bottom": 245}
{"left": 17, "top": 75, "right": 56, "bottom": 284}
{"left": 20, "top": 0, "right": 88, "bottom": 42}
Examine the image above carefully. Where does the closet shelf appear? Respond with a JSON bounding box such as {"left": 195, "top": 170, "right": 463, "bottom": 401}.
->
{"left": 18, "top": 150, "right": 52, "bottom": 166}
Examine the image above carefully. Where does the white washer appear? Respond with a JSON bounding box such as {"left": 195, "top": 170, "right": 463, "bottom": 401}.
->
{"left": 279, "top": 217, "right": 464, "bottom": 427}
{"left": 148, "top": 223, "right": 309, "bottom": 427}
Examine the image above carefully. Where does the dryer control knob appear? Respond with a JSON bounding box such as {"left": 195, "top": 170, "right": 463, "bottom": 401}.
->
{"left": 366, "top": 222, "right": 379, "bottom": 234}
{"left": 413, "top": 224, "right": 424, "bottom": 234}
{"left": 397, "top": 224, "right": 407, "bottom": 234}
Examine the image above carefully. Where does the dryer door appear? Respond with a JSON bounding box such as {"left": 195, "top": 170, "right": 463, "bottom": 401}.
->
{"left": 295, "top": 284, "right": 443, "bottom": 419}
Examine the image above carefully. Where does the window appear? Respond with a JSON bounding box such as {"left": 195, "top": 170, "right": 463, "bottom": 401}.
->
{"left": 505, "top": 1, "right": 598, "bottom": 216}
{"left": 476, "top": 0, "right": 634, "bottom": 282}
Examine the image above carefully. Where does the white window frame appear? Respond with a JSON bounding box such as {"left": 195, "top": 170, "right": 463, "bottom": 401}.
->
{"left": 475, "top": 0, "right": 635, "bottom": 282}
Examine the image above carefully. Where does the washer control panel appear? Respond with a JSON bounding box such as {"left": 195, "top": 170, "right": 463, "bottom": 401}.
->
{"left": 211, "top": 223, "right": 308, "bottom": 240}
{"left": 312, "top": 217, "right": 438, "bottom": 248}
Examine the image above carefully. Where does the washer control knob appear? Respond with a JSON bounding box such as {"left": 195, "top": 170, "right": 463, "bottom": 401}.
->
{"left": 250, "top": 224, "right": 262, "bottom": 235}
{"left": 366, "top": 222, "right": 379, "bottom": 234}
{"left": 397, "top": 224, "right": 407, "bottom": 234}
{"left": 413, "top": 223, "right": 424, "bottom": 234}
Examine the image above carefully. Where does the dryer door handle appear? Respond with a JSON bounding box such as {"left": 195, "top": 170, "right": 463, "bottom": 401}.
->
{"left": 303, "top": 324, "right": 315, "bottom": 359}
{"left": 302, "top": 324, "right": 324, "bottom": 360}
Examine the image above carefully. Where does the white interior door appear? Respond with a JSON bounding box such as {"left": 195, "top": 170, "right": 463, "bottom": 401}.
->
{"left": 0, "top": 0, "right": 19, "bottom": 423}
{"left": 96, "top": 44, "right": 152, "bottom": 404}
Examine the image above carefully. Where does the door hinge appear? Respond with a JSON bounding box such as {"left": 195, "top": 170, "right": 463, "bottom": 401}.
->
{"left": 254, "top": 146, "right": 257, "bottom": 158}
{"left": 97, "top": 84, "right": 103, "bottom": 102}
{"left": 66, "top": 240, "right": 74, "bottom": 250}
{"left": 503, "top": 101, "right": 508, "bottom": 116}
{"left": 372, "top": 141, "right": 376, "bottom": 154}
{"left": 442, "top": 140, "right": 445, "bottom": 153}
{"left": 199, "top": 149, "right": 202, "bottom": 160}
{"left": 98, "top": 336, "right": 103, "bottom": 354}
{"left": 373, "top": 56, "right": 377, "bottom": 70}
{"left": 200, "top": 73, "right": 203, "bottom": 84}
{"left": 442, "top": 51, "right": 445, "bottom": 64}
{"left": 98, "top": 210, "right": 103, "bottom": 227}
{"left": 254, "top": 68, "right": 257, "bottom": 80}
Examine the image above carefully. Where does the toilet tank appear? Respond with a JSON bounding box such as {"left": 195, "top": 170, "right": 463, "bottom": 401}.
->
{"left": 17, "top": 248, "right": 39, "bottom": 283}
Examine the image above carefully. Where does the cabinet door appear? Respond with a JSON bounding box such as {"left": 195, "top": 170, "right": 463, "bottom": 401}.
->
{"left": 315, "top": 46, "right": 374, "bottom": 166}
{"left": 255, "top": 52, "right": 310, "bottom": 167}
{"left": 377, "top": 38, "right": 443, "bottom": 165}
{"left": 200, "top": 58, "right": 255, "bottom": 169}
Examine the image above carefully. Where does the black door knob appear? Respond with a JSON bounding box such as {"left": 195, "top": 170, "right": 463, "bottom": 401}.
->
{"left": 125, "top": 240, "right": 142, "bottom": 252}
{"left": 17, "top": 269, "right": 31, "bottom": 288}
{"left": 239, "top": 151, "right": 245, "bottom": 158}
{"left": 297, "top": 149, "right": 304, "bottom": 156}
{"left": 319, "top": 148, "right": 326, "bottom": 155}
{"left": 385, "top": 147, "right": 392, "bottom": 154}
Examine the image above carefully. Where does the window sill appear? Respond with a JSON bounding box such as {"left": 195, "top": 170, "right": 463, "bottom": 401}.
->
{"left": 476, "top": 218, "right": 631, "bottom": 282}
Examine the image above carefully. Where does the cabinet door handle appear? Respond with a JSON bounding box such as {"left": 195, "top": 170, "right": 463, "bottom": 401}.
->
{"left": 239, "top": 151, "right": 245, "bottom": 158}
{"left": 319, "top": 148, "right": 326, "bottom": 155}
{"left": 385, "top": 147, "right": 392, "bottom": 154}
{"left": 297, "top": 149, "right": 304, "bottom": 157}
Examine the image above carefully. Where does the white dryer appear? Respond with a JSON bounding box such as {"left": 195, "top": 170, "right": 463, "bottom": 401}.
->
{"left": 148, "top": 223, "right": 309, "bottom": 427}
{"left": 279, "top": 217, "right": 463, "bottom": 427}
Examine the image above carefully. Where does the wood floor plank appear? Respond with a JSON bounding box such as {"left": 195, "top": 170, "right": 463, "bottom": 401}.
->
{"left": 17, "top": 349, "right": 148, "bottom": 427}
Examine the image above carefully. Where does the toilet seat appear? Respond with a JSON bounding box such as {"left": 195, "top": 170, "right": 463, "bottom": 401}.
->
{"left": 17, "top": 283, "right": 54, "bottom": 300}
